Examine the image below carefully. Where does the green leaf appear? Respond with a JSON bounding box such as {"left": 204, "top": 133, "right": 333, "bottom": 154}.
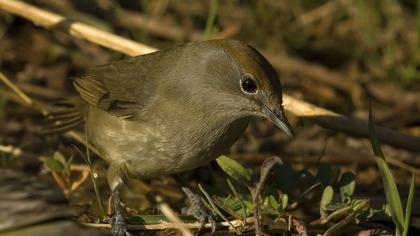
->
{"left": 368, "top": 106, "right": 404, "bottom": 234}
{"left": 198, "top": 184, "right": 240, "bottom": 234}
{"left": 324, "top": 202, "right": 348, "bottom": 212}
{"left": 351, "top": 199, "right": 369, "bottom": 212}
{"left": 63, "top": 155, "right": 74, "bottom": 176}
{"left": 365, "top": 205, "right": 392, "bottom": 221}
{"left": 320, "top": 186, "right": 334, "bottom": 219}
{"left": 67, "top": 155, "right": 74, "bottom": 167}
{"left": 44, "top": 158, "right": 64, "bottom": 172}
{"left": 53, "top": 151, "right": 67, "bottom": 166}
{"left": 324, "top": 200, "right": 368, "bottom": 228}
{"left": 280, "top": 193, "right": 288, "bottom": 210}
{"left": 213, "top": 195, "right": 246, "bottom": 218}
{"left": 216, "top": 155, "right": 252, "bottom": 187}
{"left": 339, "top": 172, "right": 356, "bottom": 202}
{"left": 322, "top": 210, "right": 358, "bottom": 236}
{"left": 268, "top": 195, "right": 280, "bottom": 210}
{"left": 226, "top": 178, "right": 248, "bottom": 218}
{"left": 324, "top": 205, "right": 353, "bottom": 223}
{"left": 402, "top": 174, "right": 415, "bottom": 236}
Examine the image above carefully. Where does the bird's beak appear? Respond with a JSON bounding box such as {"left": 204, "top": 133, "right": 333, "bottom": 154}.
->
{"left": 261, "top": 105, "right": 294, "bottom": 138}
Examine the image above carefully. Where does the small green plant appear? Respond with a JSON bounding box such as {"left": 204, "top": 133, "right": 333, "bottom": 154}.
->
{"left": 314, "top": 183, "right": 370, "bottom": 236}
{"left": 368, "top": 106, "right": 415, "bottom": 236}
{"left": 210, "top": 155, "right": 312, "bottom": 235}
{"left": 191, "top": 106, "right": 416, "bottom": 235}
{"left": 210, "top": 149, "right": 414, "bottom": 235}
{"left": 42, "top": 151, "right": 89, "bottom": 196}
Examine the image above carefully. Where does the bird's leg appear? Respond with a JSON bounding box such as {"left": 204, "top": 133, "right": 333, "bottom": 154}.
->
{"left": 110, "top": 184, "right": 131, "bottom": 236}
{"left": 181, "top": 187, "right": 216, "bottom": 233}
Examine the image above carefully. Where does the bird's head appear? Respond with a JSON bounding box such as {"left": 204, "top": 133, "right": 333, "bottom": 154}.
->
{"left": 196, "top": 39, "right": 294, "bottom": 137}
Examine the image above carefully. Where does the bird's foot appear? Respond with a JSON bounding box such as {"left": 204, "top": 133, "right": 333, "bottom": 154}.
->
{"left": 111, "top": 213, "right": 132, "bottom": 236}
{"left": 182, "top": 187, "right": 216, "bottom": 233}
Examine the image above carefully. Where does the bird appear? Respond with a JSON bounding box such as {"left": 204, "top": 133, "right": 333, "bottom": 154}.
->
{"left": 45, "top": 39, "right": 293, "bottom": 236}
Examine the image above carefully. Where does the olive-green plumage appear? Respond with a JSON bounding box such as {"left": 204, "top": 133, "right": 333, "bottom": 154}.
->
{"left": 47, "top": 39, "right": 293, "bottom": 236}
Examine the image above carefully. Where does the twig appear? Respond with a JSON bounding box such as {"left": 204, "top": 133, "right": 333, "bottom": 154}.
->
{"left": 2, "top": 65, "right": 420, "bottom": 164}
{"left": 1, "top": 0, "right": 420, "bottom": 153}
{"left": 0, "top": 144, "right": 22, "bottom": 157}
{"left": 155, "top": 195, "right": 194, "bottom": 236}
{"left": 226, "top": 178, "right": 247, "bottom": 231}
{"left": 0, "top": 88, "right": 48, "bottom": 111}
{"left": 0, "top": 0, "right": 156, "bottom": 56}
{"left": 69, "top": 164, "right": 90, "bottom": 195}
{"left": 283, "top": 95, "right": 420, "bottom": 152}
{"left": 0, "top": 72, "right": 32, "bottom": 106}
{"left": 0, "top": 72, "right": 49, "bottom": 116}
{"left": 251, "top": 156, "right": 284, "bottom": 236}
{"left": 83, "top": 217, "right": 254, "bottom": 230}
{"left": 198, "top": 184, "right": 240, "bottom": 234}
{"left": 66, "top": 131, "right": 101, "bottom": 156}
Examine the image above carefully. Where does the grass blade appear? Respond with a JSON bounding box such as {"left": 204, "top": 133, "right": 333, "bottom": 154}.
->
{"left": 83, "top": 124, "right": 106, "bottom": 218}
{"left": 198, "top": 184, "right": 240, "bottom": 234}
{"left": 368, "top": 105, "right": 404, "bottom": 234}
{"left": 402, "top": 174, "right": 415, "bottom": 236}
{"left": 203, "top": 0, "right": 219, "bottom": 39}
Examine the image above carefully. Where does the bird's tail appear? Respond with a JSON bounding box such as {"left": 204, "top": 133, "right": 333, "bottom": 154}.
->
{"left": 42, "top": 97, "right": 86, "bottom": 134}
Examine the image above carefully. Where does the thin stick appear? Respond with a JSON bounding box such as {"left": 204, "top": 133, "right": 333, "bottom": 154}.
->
{"left": 69, "top": 164, "right": 90, "bottom": 194}
{"left": 155, "top": 195, "right": 194, "bottom": 236}
{"left": 283, "top": 95, "right": 420, "bottom": 152}
{"left": 0, "top": 145, "right": 22, "bottom": 157}
{"left": 197, "top": 184, "right": 239, "bottom": 234}
{"left": 1, "top": 0, "right": 420, "bottom": 152}
{"left": 0, "top": 0, "right": 156, "bottom": 56}
{"left": 83, "top": 217, "right": 254, "bottom": 230}
{"left": 0, "top": 72, "right": 32, "bottom": 106}
{"left": 66, "top": 131, "right": 101, "bottom": 156}
{"left": 226, "top": 179, "right": 247, "bottom": 230}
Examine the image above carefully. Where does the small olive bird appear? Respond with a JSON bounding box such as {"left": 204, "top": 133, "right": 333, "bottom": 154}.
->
{"left": 46, "top": 39, "right": 293, "bottom": 236}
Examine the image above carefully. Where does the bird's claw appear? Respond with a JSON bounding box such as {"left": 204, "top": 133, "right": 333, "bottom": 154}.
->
{"left": 111, "top": 213, "right": 132, "bottom": 236}
{"left": 182, "top": 187, "right": 216, "bottom": 233}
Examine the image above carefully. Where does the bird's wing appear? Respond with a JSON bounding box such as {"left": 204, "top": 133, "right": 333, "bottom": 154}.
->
{"left": 74, "top": 58, "right": 157, "bottom": 118}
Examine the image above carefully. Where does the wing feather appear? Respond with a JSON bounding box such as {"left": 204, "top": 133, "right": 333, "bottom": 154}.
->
{"left": 73, "top": 56, "right": 159, "bottom": 118}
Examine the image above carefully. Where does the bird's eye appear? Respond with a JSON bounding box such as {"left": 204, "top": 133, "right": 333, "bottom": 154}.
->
{"left": 240, "top": 74, "right": 258, "bottom": 95}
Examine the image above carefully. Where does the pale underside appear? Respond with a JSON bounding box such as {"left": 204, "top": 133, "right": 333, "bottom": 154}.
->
{"left": 86, "top": 103, "right": 250, "bottom": 180}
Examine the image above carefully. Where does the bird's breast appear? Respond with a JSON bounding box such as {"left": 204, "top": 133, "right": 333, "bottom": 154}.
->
{"left": 167, "top": 116, "right": 250, "bottom": 173}
{"left": 86, "top": 105, "right": 249, "bottom": 178}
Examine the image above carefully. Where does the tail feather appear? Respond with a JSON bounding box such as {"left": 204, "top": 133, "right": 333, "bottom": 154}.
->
{"left": 46, "top": 109, "right": 81, "bottom": 120}
{"left": 42, "top": 98, "right": 85, "bottom": 134}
